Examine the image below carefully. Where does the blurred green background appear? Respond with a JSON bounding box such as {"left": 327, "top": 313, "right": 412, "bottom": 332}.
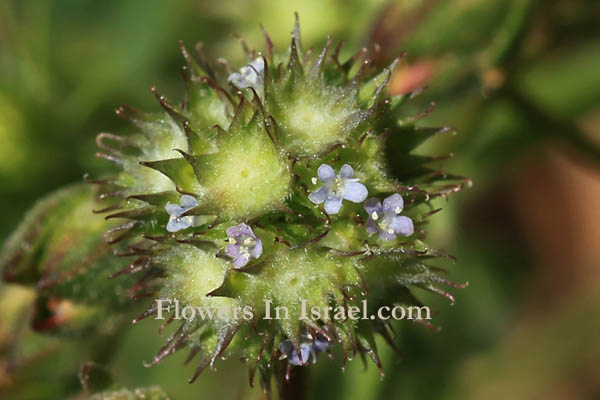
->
{"left": 1, "top": 0, "right": 600, "bottom": 399}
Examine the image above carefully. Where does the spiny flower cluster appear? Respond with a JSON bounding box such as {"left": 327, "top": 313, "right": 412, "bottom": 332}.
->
{"left": 90, "top": 16, "right": 467, "bottom": 397}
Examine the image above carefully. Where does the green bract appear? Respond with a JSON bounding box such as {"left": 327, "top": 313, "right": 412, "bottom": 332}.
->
{"left": 90, "top": 16, "right": 467, "bottom": 396}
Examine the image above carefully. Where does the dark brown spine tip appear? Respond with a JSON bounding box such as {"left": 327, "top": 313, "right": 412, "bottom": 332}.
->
{"left": 188, "top": 362, "right": 207, "bottom": 383}
{"left": 132, "top": 305, "right": 158, "bottom": 324}
{"left": 151, "top": 86, "right": 164, "bottom": 102}
{"left": 414, "top": 101, "right": 436, "bottom": 120}
{"left": 350, "top": 59, "right": 371, "bottom": 87}
{"left": 332, "top": 40, "right": 344, "bottom": 67}
{"left": 180, "top": 65, "right": 191, "bottom": 85}
{"left": 260, "top": 24, "right": 274, "bottom": 61}
{"left": 408, "top": 85, "right": 428, "bottom": 99}
{"left": 292, "top": 11, "right": 302, "bottom": 49}
{"left": 200, "top": 76, "right": 236, "bottom": 107}
{"left": 115, "top": 104, "right": 144, "bottom": 123}
{"left": 92, "top": 204, "right": 120, "bottom": 214}
{"left": 83, "top": 173, "right": 113, "bottom": 185}
{"left": 184, "top": 346, "right": 201, "bottom": 366}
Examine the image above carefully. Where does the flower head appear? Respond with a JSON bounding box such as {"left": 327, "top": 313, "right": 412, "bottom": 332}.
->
{"left": 225, "top": 223, "right": 263, "bottom": 268}
{"left": 165, "top": 195, "right": 198, "bottom": 232}
{"left": 83, "top": 18, "right": 468, "bottom": 391}
{"left": 228, "top": 58, "right": 265, "bottom": 91}
{"left": 308, "top": 164, "right": 368, "bottom": 214}
{"left": 364, "top": 194, "right": 414, "bottom": 241}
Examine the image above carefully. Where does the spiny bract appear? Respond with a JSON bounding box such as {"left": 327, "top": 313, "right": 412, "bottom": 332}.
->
{"left": 91, "top": 16, "right": 467, "bottom": 396}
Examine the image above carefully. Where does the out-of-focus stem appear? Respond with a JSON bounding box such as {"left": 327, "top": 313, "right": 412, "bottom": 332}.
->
{"left": 278, "top": 366, "right": 307, "bottom": 400}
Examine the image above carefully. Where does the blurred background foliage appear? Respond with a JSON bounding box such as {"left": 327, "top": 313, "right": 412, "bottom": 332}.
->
{"left": 1, "top": 0, "right": 599, "bottom": 399}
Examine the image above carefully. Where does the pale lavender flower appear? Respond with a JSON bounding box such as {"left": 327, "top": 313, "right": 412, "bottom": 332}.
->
{"left": 228, "top": 58, "right": 265, "bottom": 91}
{"left": 279, "top": 335, "right": 330, "bottom": 366}
{"left": 225, "top": 223, "right": 263, "bottom": 268}
{"left": 364, "top": 193, "right": 414, "bottom": 241}
{"left": 165, "top": 195, "right": 198, "bottom": 232}
{"left": 308, "top": 164, "right": 368, "bottom": 214}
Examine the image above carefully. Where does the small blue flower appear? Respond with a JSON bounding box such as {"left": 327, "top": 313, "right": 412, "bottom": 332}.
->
{"left": 308, "top": 164, "right": 368, "bottom": 214}
{"left": 311, "top": 335, "right": 331, "bottom": 353}
{"left": 364, "top": 193, "right": 414, "bottom": 241}
{"left": 228, "top": 58, "right": 264, "bottom": 91}
{"left": 279, "top": 340, "right": 312, "bottom": 366}
{"left": 165, "top": 195, "right": 198, "bottom": 232}
{"left": 279, "top": 335, "right": 330, "bottom": 366}
{"left": 225, "top": 223, "right": 263, "bottom": 268}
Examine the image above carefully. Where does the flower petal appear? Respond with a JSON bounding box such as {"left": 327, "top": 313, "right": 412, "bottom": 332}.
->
{"left": 364, "top": 198, "right": 382, "bottom": 215}
{"left": 279, "top": 340, "right": 294, "bottom": 356}
{"left": 343, "top": 182, "right": 368, "bottom": 203}
{"left": 233, "top": 254, "right": 250, "bottom": 268}
{"left": 227, "top": 72, "right": 242, "bottom": 82}
{"left": 289, "top": 343, "right": 311, "bottom": 366}
{"left": 251, "top": 238, "right": 263, "bottom": 259}
{"left": 312, "top": 337, "right": 330, "bottom": 353}
{"left": 324, "top": 197, "right": 343, "bottom": 214}
{"left": 227, "top": 72, "right": 245, "bottom": 86}
{"left": 179, "top": 194, "right": 198, "bottom": 209}
{"left": 383, "top": 193, "right": 404, "bottom": 214}
{"left": 226, "top": 225, "right": 241, "bottom": 238}
{"left": 378, "top": 228, "right": 396, "bottom": 241}
{"left": 225, "top": 244, "right": 241, "bottom": 258}
{"left": 308, "top": 185, "right": 329, "bottom": 204}
{"left": 226, "top": 223, "right": 254, "bottom": 239}
{"left": 391, "top": 215, "right": 414, "bottom": 236}
{"left": 317, "top": 164, "right": 336, "bottom": 182}
{"left": 366, "top": 218, "right": 379, "bottom": 234}
{"left": 249, "top": 58, "right": 265, "bottom": 74}
{"left": 339, "top": 164, "right": 354, "bottom": 179}
{"left": 165, "top": 203, "right": 183, "bottom": 217}
{"left": 299, "top": 343, "right": 312, "bottom": 364}
{"left": 167, "top": 216, "right": 191, "bottom": 232}
{"left": 241, "top": 68, "right": 259, "bottom": 85}
{"left": 238, "top": 223, "right": 255, "bottom": 237}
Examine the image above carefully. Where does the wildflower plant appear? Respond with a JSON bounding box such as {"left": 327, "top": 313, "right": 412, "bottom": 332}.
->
{"left": 2, "top": 14, "right": 468, "bottom": 398}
